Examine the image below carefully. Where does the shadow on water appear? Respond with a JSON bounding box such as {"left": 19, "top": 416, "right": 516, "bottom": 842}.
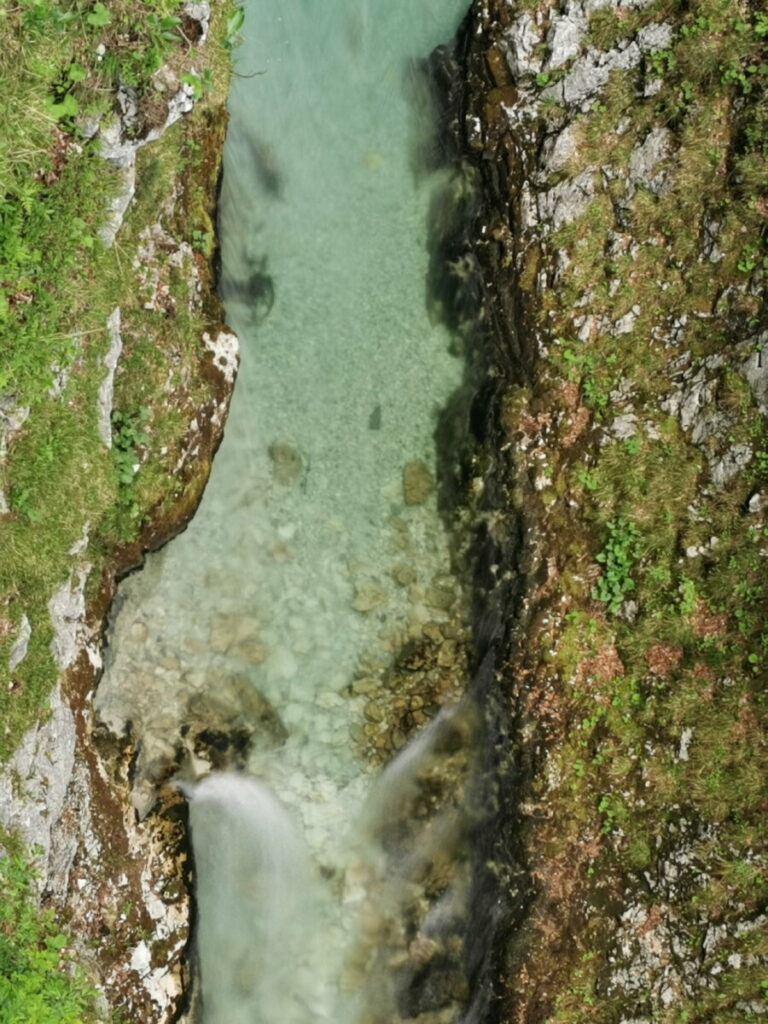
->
{"left": 220, "top": 252, "right": 275, "bottom": 325}
{"left": 239, "top": 127, "right": 285, "bottom": 199}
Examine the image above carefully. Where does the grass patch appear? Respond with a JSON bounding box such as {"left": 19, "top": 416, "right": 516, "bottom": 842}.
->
{"left": 0, "top": 0, "right": 235, "bottom": 756}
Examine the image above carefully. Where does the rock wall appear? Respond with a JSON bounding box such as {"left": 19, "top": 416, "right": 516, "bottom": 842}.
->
{"left": 454, "top": 1, "right": 768, "bottom": 1021}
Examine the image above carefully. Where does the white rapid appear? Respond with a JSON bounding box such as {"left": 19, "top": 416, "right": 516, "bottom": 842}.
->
{"left": 97, "top": 0, "right": 475, "bottom": 1019}
{"left": 188, "top": 701, "right": 475, "bottom": 1024}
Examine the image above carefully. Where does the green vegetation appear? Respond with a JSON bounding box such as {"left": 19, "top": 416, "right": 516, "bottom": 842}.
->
{"left": 0, "top": 2, "right": 236, "bottom": 1014}
{"left": 498, "top": 0, "right": 768, "bottom": 1019}
{"left": 0, "top": 0, "right": 235, "bottom": 757}
{"left": 590, "top": 516, "right": 639, "bottom": 613}
{"left": 0, "top": 842, "right": 102, "bottom": 1023}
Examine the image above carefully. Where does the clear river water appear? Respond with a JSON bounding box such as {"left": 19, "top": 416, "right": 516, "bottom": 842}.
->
{"left": 97, "top": 0, "right": 474, "bottom": 1020}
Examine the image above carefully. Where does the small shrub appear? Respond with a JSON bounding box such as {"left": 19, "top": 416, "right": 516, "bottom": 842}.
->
{"left": 0, "top": 848, "right": 99, "bottom": 1023}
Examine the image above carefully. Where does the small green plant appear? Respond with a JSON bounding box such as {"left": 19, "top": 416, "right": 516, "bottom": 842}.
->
{"left": 9, "top": 488, "right": 42, "bottom": 524}
{"left": 112, "top": 406, "right": 150, "bottom": 486}
{"left": 85, "top": 1, "right": 111, "bottom": 28}
{"left": 557, "top": 342, "right": 613, "bottom": 414}
{"left": 223, "top": 6, "right": 245, "bottom": 51}
{"left": 721, "top": 59, "right": 767, "bottom": 96}
{"left": 576, "top": 468, "right": 599, "bottom": 491}
{"left": 591, "top": 516, "right": 640, "bottom": 613}
{"left": 678, "top": 575, "right": 697, "bottom": 615}
{"left": 145, "top": 12, "right": 182, "bottom": 44}
{"left": 648, "top": 48, "right": 675, "bottom": 78}
{"left": 181, "top": 68, "right": 214, "bottom": 100}
{"left": 597, "top": 793, "right": 622, "bottom": 833}
{"left": 736, "top": 240, "right": 763, "bottom": 272}
{"left": 191, "top": 227, "right": 212, "bottom": 252}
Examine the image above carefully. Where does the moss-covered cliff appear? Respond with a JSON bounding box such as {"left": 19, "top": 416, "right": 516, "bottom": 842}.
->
{"left": 456, "top": 0, "right": 768, "bottom": 1020}
{"left": 0, "top": 1, "right": 238, "bottom": 1019}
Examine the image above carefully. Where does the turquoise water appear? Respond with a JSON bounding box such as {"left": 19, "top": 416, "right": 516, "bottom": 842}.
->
{"left": 97, "top": 0, "right": 471, "bottom": 1019}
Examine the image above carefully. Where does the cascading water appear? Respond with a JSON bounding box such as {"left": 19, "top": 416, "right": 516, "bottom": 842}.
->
{"left": 97, "top": 0, "right": 479, "bottom": 1020}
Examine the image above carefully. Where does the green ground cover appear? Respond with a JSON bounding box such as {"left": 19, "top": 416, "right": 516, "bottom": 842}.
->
{"left": 513, "top": 1, "right": 768, "bottom": 1018}
{"left": 0, "top": 835, "right": 107, "bottom": 1023}
{"left": 0, "top": 0, "right": 234, "bottom": 758}
{"left": 0, "top": 1, "right": 235, "bottom": 1015}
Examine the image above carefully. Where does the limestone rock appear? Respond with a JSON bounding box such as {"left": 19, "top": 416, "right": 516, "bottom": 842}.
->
{"left": 539, "top": 168, "right": 596, "bottom": 230}
{"left": 0, "top": 685, "right": 76, "bottom": 890}
{"left": 505, "top": 12, "right": 543, "bottom": 78}
{"left": 183, "top": 0, "right": 210, "bottom": 43}
{"left": 0, "top": 399, "right": 30, "bottom": 515}
{"left": 97, "top": 307, "right": 123, "bottom": 447}
{"left": 628, "top": 127, "right": 671, "bottom": 193}
{"left": 49, "top": 569, "right": 89, "bottom": 670}
{"left": 541, "top": 122, "right": 581, "bottom": 176}
{"left": 545, "top": 4, "right": 588, "bottom": 70}
{"left": 8, "top": 614, "right": 31, "bottom": 671}
{"left": 741, "top": 333, "right": 768, "bottom": 414}
{"left": 203, "top": 330, "right": 239, "bottom": 385}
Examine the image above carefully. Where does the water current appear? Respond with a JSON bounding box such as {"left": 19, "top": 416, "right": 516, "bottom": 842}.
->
{"left": 97, "top": 1, "right": 475, "bottom": 1020}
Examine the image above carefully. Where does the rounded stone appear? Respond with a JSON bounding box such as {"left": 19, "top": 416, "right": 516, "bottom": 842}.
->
{"left": 402, "top": 460, "right": 435, "bottom": 505}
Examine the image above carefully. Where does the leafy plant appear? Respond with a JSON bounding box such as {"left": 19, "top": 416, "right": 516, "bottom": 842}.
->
{"left": 112, "top": 407, "right": 150, "bottom": 486}
{"left": 223, "top": 6, "right": 245, "bottom": 51}
{"left": 85, "top": 1, "right": 111, "bottom": 28}
{"left": 558, "top": 341, "right": 614, "bottom": 414}
{"left": 591, "top": 516, "right": 640, "bottom": 613}
{"left": 181, "top": 68, "right": 214, "bottom": 100}
{"left": 0, "top": 846, "right": 99, "bottom": 1023}
{"left": 191, "top": 227, "right": 212, "bottom": 252}
{"left": 648, "top": 48, "right": 675, "bottom": 78}
{"left": 576, "top": 468, "right": 599, "bottom": 491}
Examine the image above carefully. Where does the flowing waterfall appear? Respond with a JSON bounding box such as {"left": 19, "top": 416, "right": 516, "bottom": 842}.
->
{"left": 188, "top": 700, "right": 476, "bottom": 1024}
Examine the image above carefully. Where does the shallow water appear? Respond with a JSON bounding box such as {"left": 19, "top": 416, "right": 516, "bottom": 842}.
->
{"left": 97, "top": 0, "right": 472, "bottom": 1019}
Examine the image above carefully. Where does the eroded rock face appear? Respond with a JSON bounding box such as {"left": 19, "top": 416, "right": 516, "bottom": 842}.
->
{"left": 448, "top": 1, "right": 768, "bottom": 1022}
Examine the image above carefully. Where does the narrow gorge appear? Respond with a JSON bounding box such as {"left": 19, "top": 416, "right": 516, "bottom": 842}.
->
{"left": 97, "top": 1, "right": 485, "bottom": 1021}
{"left": 1, "top": 0, "right": 766, "bottom": 1022}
